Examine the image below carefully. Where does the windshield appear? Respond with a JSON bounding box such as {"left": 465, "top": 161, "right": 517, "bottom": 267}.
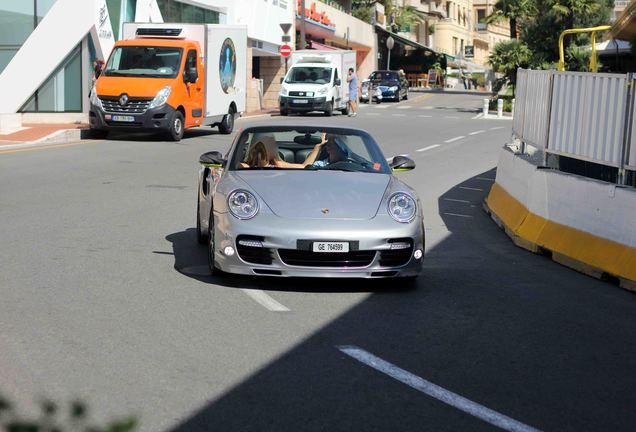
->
{"left": 285, "top": 66, "right": 333, "bottom": 84}
{"left": 104, "top": 46, "right": 183, "bottom": 78}
{"left": 230, "top": 127, "right": 390, "bottom": 174}
{"left": 369, "top": 71, "right": 399, "bottom": 81}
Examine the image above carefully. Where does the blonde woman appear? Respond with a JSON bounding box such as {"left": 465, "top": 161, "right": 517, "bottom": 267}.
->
{"left": 240, "top": 134, "right": 326, "bottom": 169}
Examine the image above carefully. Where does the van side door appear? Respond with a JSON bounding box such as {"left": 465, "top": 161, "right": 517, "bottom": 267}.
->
{"left": 183, "top": 48, "right": 204, "bottom": 128}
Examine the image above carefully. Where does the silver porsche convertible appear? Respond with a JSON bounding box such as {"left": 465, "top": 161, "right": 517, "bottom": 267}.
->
{"left": 196, "top": 125, "right": 424, "bottom": 279}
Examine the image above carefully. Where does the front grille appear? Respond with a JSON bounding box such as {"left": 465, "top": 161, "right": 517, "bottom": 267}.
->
{"left": 99, "top": 97, "right": 151, "bottom": 114}
{"left": 278, "top": 249, "right": 376, "bottom": 267}
{"left": 236, "top": 235, "right": 273, "bottom": 265}
{"left": 379, "top": 239, "right": 413, "bottom": 267}
{"left": 289, "top": 91, "right": 314, "bottom": 97}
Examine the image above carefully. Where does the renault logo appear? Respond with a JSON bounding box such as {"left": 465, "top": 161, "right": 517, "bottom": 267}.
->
{"left": 321, "top": 208, "right": 329, "bottom": 214}
{"left": 118, "top": 93, "right": 129, "bottom": 106}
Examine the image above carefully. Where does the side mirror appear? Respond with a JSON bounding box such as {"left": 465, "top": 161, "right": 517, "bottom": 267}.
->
{"left": 334, "top": 78, "right": 341, "bottom": 86}
{"left": 389, "top": 155, "right": 416, "bottom": 172}
{"left": 185, "top": 67, "right": 198, "bottom": 83}
{"left": 280, "top": 77, "right": 284, "bottom": 84}
{"left": 93, "top": 63, "right": 103, "bottom": 79}
{"left": 199, "top": 151, "right": 226, "bottom": 167}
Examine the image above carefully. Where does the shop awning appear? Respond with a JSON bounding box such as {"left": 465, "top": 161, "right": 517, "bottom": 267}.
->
{"left": 309, "top": 41, "right": 339, "bottom": 50}
{"left": 374, "top": 25, "right": 438, "bottom": 55}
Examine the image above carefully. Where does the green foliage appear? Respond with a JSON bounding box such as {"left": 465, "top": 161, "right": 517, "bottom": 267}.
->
{"left": 486, "top": 0, "right": 537, "bottom": 38}
{"left": 428, "top": 24, "right": 436, "bottom": 35}
{"left": 489, "top": 97, "right": 514, "bottom": 113}
{"left": 488, "top": 40, "right": 531, "bottom": 92}
{"left": 0, "top": 393, "right": 137, "bottom": 432}
{"left": 352, "top": 5, "right": 374, "bottom": 22}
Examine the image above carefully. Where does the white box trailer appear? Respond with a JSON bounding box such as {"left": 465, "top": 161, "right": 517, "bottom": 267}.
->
{"left": 279, "top": 49, "right": 357, "bottom": 116}
{"left": 90, "top": 23, "right": 246, "bottom": 140}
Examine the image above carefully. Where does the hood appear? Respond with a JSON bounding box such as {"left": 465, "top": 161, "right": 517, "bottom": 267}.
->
{"left": 236, "top": 171, "right": 390, "bottom": 220}
{"left": 371, "top": 79, "right": 399, "bottom": 86}
{"left": 95, "top": 76, "right": 174, "bottom": 98}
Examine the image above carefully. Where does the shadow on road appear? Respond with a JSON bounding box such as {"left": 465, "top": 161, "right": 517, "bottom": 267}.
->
{"left": 163, "top": 169, "right": 636, "bottom": 432}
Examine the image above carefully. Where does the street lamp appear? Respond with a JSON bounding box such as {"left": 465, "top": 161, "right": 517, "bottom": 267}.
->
{"left": 386, "top": 36, "right": 394, "bottom": 70}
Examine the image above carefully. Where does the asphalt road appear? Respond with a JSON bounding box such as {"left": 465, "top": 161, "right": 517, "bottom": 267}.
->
{"left": 1, "top": 91, "right": 635, "bottom": 431}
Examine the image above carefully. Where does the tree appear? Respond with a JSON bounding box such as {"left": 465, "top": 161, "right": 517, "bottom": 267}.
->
{"left": 393, "top": 5, "right": 428, "bottom": 33}
{"left": 488, "top": 40, "right": 531, "bottom": 94}
{"left": 486, "top": 0, "right": 536, "bottom": 39}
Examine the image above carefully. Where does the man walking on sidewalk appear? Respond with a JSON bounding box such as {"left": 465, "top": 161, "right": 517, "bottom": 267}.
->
{"left": 347, "top": 67, "right": 358, "bottom": 117}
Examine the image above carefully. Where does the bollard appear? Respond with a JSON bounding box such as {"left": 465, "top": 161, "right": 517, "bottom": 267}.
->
{"left": 483, "top": 98, "right": 489, "bottom": 117}
{"left": 511, "top": 98, "right": 515, "bottom": 118}
{"left": 497, "top": 98, "right": 503, "bottom": 118}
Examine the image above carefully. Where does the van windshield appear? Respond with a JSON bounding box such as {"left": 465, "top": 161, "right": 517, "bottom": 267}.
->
{"left": 104, "top": 46, "right": 183, "bottom": 78}
{"left": 285, "top": 66, "right": 332, "bottom": 84}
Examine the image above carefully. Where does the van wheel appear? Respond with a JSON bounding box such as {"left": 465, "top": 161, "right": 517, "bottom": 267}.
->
{"left": 324, "top": 100, "right": 333, "bottom": 116}
{"left": 167, "top": 111, "right": 185, "bottom": 141}
{"left": 218, "top": 109, "right": 235, "bottom": 134}
{"left": 280, "top": 109, "right": 288, "bottom": 116}
{"left": 339, "top": 104, "right": 349, "bottom": 115}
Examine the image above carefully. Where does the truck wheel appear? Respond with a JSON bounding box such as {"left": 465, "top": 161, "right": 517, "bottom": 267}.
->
{"left": 324, "top": 100, "right": 333, "bottom": 116}
{"left": 167, "top": 111, "right": 185, "bottom": 141}
{"left": 218, "top": 109, "right": 235, "bottom": 134}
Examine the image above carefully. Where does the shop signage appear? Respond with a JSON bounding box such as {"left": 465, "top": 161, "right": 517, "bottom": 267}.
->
{"left": 464, "top": 45, "right": 474, "bottom": 58}
{"left": 296, "top": 0, "right": 335, "bottom": 30}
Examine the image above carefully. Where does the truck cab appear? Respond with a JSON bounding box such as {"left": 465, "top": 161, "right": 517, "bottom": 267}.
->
{"left": 90, "top": 24, "right": 246, "bottom": 141}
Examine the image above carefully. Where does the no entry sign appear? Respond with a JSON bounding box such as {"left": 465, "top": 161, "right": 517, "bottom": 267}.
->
{"left": 280, "top": 44, "right": 292, "bottom": 57}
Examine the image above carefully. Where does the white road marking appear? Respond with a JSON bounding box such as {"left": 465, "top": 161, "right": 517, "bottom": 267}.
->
{"left": 397, "top": 105, "right": 411, "bottom": 109}
{"left": 469, "top": 130, "right": 486, "bottom": 135}
{"left": 443, "top": 198, "right": 472, "bottom": 204}
{"left": 443, "top": 212, "right": 474, "bottom": 218}
{"left": 241, "top": 289, "right": 290, "bottom": 312}
{"left": 392, "top": 114, "right": 407, "bottom": 117}
{"left": 490, "top": 126, "right": 506, "bottom": 130}
{"left": 375, "top": 105, "right": 389, "bottom": 109}
{"left": 366, "top": 112, "right": 380, "bottom": 116}
{"left": 418, "top": 115, "right": 432, "bottom": 118}
{"left": 445, "top": 136, "right": 465, "bottom": 143}
{"left": 338, "top": 346, "right": 541, "bottom": 432}
{"left": 416, "top": 144, "right": 440, "bottom": 152}
{"left": 476, "top": 177, "right": 496, "bottom": 181}
{"left": 459, "top": 186, "right": 483, "bottom": 191}
{"left": 420, "top": 106, "right": 433, "bottom": 110}
{"left": 472, "top": 113, "right": 484, "bottom": 119}
{"left": 445, "top": 116, "right": 460, "bottom": 119}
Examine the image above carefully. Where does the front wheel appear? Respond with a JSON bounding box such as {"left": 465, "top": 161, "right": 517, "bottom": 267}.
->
{"left": 339, "top": 104, "right": 349, "bottom": 115}
{"left": 324, "top": 100, "right": 333, "bottom": 116}
{"left": 280, "top": 109, "right": 288, "bottom": 116}
{"left": 167, "top": 111, "right": 185, "bottom": 141}
{"left": 207, "top": 207, "right": 222, "bottom": 276}
{"left": 196, "top": 199, "right": 208, "bottom": 245}
{"left": 404, "top": 91, "right": 409, "bottom": 100}
{"left": 218, "top": 109, "right": 235, "bottom": 134}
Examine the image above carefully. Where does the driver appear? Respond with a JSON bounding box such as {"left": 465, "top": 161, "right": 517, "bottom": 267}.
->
{"left": 311, "top": 134, "right": 350, "bottom": 168}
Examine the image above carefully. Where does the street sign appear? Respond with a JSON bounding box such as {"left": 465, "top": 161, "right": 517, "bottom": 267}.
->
{"left": 280, "top": 23, "right": 292, "bottom": 35}
{"left": 464, "top": 45, "right": 474, "bottom": 58}
{"left": 281, "top": 35, "right": 291, "bottom": 42}
{"left": 280, "top": 44, "right": 292, "bottom": 57}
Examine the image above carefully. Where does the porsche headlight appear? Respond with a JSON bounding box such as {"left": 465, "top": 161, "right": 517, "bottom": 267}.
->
{"left": 228, "top": 190, "right": 259, "bottom": 220}
{"left": 318, "top": 86, "right": 328, "bottom": 95}
{"left": 148, "top": 85, "right": 172, "bottom": 109}
{"left": 389, "top": 86, "right": 399, "bottom": 92}
{"left": 388, "top": 193, "right": 416, "bottom": 223}
{"left": 90, "top": 86, "right": 102, "bottom": 109}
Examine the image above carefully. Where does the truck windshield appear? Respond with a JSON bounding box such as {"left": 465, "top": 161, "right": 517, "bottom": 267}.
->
{"left": 104, "top": 46, "right": 183, "bottom": 78}
{"left": 285, "top": 67, "right": 332, "bottom": 84}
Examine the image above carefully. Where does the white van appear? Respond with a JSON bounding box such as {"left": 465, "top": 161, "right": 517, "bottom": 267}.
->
{"left": 279, "top": 50, "right": 357, "bottom": 116}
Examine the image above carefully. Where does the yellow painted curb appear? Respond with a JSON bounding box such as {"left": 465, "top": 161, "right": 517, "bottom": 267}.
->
{"left": 485, "top": 182, "right": 636, "bottom": 291}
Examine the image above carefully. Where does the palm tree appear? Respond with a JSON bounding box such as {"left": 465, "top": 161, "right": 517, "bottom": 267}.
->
{"left": 488, "top": 39, "right": 531, "bottom": 95}
{"left": 486, "top": 0, "right": 536, "bottom": 39}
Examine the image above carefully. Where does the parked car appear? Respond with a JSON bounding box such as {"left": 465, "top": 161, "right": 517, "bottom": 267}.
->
{"left": 196, "top": 125, "right": 425, "bottom": 280}
{"left": 368, "top": 70, "right": 409, "bottom": 102}
{"left": 360, "top": 79, "right": 382, "bottom": 104}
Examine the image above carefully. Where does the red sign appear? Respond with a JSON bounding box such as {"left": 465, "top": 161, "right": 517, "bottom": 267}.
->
{"left": 280, "top": 44, "right": 292, "bottom": 57}
{"left": 296, "top": 0, "right": 334, "bottom": 29}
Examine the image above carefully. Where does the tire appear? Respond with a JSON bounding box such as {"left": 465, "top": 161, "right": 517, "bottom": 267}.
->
{"left": 324, "top": 100, "right": 333, "bottom": 116}
{"left": 196, "top": 198, "right": 208, "bottom": 245}
{"left": 404, "top": 91, "right": 409, "bottom": 100}
{"left": 167, "top": 111, "right": 185, "bottom": 141}
{"left": 339, "top": 104, "right": 349, "bottom": 115}
{"left": 90, "top": 128, "right": 109, "bottom": 139}
{"left": 280, "top": 109, "right": 288, "bottom": 116}
{"left": 218, "top": 108, "right": 235, "bottom": 134}
{"left": 207, "top": 206, "right": 222, "bottom": 276}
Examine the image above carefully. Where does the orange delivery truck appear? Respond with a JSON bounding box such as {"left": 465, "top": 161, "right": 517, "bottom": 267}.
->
{"left": 89, "top": 23, "right": 247, "bottom": 141}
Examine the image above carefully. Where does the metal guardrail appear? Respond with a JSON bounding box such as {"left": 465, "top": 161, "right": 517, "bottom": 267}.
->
{"left": 514, "top": 69, "right": 636, "bottom": 182}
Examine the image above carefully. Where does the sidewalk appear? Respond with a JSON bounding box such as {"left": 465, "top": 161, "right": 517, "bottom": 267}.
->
{"left": 241, "top": 108, "right": 278, "bottom": 119}
{"left": 0, "top": 123, "right": 89, "bottom": 148}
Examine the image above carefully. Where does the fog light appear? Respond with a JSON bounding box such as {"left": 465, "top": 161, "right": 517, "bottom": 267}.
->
{"left": 224, "top": 246, "right": 235, "bottom": 256}
{"left": 414, "top": 249, "right": 423, "bottom": 259}
{"left": 238, "top": 239, "right": 263, "bottom": 248}
{"left": 390, "top": 242, "right": 411, "bottom": 250}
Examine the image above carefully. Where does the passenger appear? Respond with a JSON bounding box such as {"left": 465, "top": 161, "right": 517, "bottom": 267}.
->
{"left": 310, "top": 134, "right": 350, "bottom": 168}
{"left": 240, "top": 135, "right": 324, "bottom": 169}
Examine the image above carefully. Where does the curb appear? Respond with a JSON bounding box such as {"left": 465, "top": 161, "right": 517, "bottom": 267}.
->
{"left": 483, "top": 182, "right": 636, "bottom": 293}
{"left": 0, "top": 128, "right": 92, "bottom": 151}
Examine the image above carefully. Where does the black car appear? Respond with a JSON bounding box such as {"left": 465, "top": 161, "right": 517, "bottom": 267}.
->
{"left": 368, "top": 70, "right": 409, "bottom": 102}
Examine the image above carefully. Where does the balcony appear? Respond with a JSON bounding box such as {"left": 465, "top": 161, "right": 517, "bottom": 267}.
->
{"left": 475, "top": 22, "right": 487, "bottom": 31}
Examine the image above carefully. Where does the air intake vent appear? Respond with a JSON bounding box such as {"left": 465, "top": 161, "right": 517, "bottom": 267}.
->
{"left": 136, "top": 28, "right": 183, "bottom": 37}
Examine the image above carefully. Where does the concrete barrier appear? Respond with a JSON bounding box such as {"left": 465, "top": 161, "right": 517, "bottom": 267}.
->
{"left": 485, "top": 147, "right": 636, "bottom": 291}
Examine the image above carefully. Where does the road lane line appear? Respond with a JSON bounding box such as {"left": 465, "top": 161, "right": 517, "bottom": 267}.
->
{"left": 0, "top": 139, "right": 103, "bottom": 155}
{"left": 375, "top": 105, "right": 389, "bottom": 109}
{"left": 459, "top": 186, "right": 483, "bottom": 191}
{"left": 241, "top": 289, "right": 290, "bottom": 312}
{"left": 397, "top": 106, "right": 411, "bottom": 109}
{"left": 490, "top": 126, "right": 506, "bottom": 130}
{"left": 338, "top": 346, "right": 541, "bottom": 432}
{"left": 443, "top": 212, "right": 474, "bottom": 218}
{"left": 445, "top": 136, "right": 465, "bottom": 143}
{"left": 443, "top": 198, "right": 472, "bottom": 203}
{"left": 445, "top": 116, "right": 460, "bottom": 119}
{"left": 469, "top": 130, "right": 486, "bottom": 135}
{"left": 392, "top": 114, "right": 407, "bottom": 117}
{"left": 418, "top": 115, "right": 432, "bottom": 118}
{"left": 416, "top": 145, "right": 440, "bottom": 152}
{"left": 366, "top": 113, "right": 380, "bottom": 116}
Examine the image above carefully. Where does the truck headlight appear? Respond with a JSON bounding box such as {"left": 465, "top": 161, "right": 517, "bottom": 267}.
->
{"left": 318, "top": 87, "right": 328, "bottom": 95}
{"left": 90, "top": 86, "right": 102, "bottom": 109}
{"left": 388, "top": 193, "right": 416, "bottom": 223}
{"left": 228, "top": 190, "right": 259, "bottom": 220}
{"left": 148, "top": 86, "right": 172, "bottom": 109}
{"left": 389, "top": 86, "right": 399, "bottom": 92}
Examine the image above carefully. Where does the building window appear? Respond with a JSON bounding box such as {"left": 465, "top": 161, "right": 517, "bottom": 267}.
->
{"left": 476, "top": 9, "right": 486, "bottom": 30}
{"left": 452, "top": 37, "right": 458, "bottom": 55}
{"left": 156, "top": 0, "right": 220, "bottom": 24}
{"left": 446, "top": 2, "right": 451, "bottom": 19}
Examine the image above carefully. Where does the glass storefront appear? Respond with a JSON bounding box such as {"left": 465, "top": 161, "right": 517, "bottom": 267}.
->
{"left": 156, "top": 0, "right": 220, "bottom": 24}
{"left": 106, "top": 0, "right": 137, "bottom": 40}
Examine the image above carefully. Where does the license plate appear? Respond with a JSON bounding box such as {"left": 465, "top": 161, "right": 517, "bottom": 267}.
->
{"left": 313, "top": 242, "right": 349, "bottom": 253}
{"left": 293, "top": 99, "right": 309, "bottom": 104}
{"left": 111, "top": 115, "right": 135, "bottom": 122}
